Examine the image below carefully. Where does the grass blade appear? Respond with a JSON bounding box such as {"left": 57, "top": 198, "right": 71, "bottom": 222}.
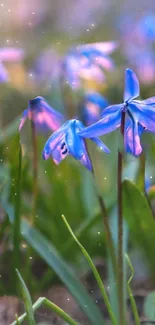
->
{"left": 16, "top": 269, "right": 36, "bottom": 325}
{"left": 1, "top": 199, "right": 105, "bottom": 325}
{"left": 13, "top": 143, "right": 22, "bottom": 273}
{"left": 10, "top": 297, "right": 78, "bottom": 325}
{"left": 62, "top": 214, "right": 117, "bottom": 325}
{"left": 125, "top": 254, "right": 140, "bottom": 325}
{"left": 15, "top": 315, "right": 20, "bottom": 324}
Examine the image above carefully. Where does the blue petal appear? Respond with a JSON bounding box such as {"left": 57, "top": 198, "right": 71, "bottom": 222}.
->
{"left": 125, "top": 118, "right": 143, "bottom": 156}
{"left": 101, "top": 103, "right": 123, "bottom": 117}
{"left": 65, "top": 120, "right": 85, "bottom": 160}
{"left": 51, "top": 137, "right": 69, "bottom": 165}
{"left": 19, "top": 109, "right": 28, "bottom": 131}
{"left": 138, "top": 97, "right": 155, "bottom": 105}
{"left": 79, "top": 141, "right": 92, "bottom": 171}
{"left": 42, "top": 121, "right": 70, "bottom": 160}
{"left": 77, "top": 41, "right": 117, "bottom": 56}
{"left": 90, "top": 137, "right": 110, "bottom": 154}
{"left": 124, "top": 69, "right": 140, "bottom": 102}
{"left": 129, "top": 102, "right": 155, "bottom": 132}
{"left": 79, "top": 105, "right": 122, "bottom": 138}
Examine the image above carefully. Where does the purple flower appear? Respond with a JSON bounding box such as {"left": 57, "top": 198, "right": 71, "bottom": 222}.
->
{"left": 62, "top": 41, "right": 117, "bottom": 89}
{"left": 82, "top": 92, "right": 108, "bottom": 126}
{"left": 132, "top": 49, "right": 155, "bottom": 84}
{"left": 138, "top": 14, "right": 155, "bottom": 42}
{"left": 0, "top": 48, "right": 24, "bottom": 62}
{"left": 33, "top": 48, "right": 61, "bottom": 85}
{"left": 19, "top": 96, "right": 64, "bottom": 133}
{"left": 0, "top": 47, "right": 24, "bottom": 83}
{"left": 79, "top": 69, "right": 155, "bottom": 156}
{"left": 42, "top": 119, "right": 110, "bottom": 171}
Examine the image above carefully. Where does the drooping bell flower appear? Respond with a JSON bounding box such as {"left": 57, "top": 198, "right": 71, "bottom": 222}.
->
{"left": 42, "top": 119, "right": 110, "bottom": 171}
{"left": 62, "top": 41, "right": 117, "bottom": 89}
{"left": 79, "top": 69, "right": 155, "bottom": 156}
{"left": 82, "top": 92, "right": 108, "bottom": 126}
{"left": 19, "top": 96, "right": 64, "bottom": 133}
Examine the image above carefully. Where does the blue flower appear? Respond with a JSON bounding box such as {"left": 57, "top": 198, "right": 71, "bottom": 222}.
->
{"left": 82, "top": 92, "right": 108, "bottom": 126}
{"left": 19, "top": 96, "right": 64, "bottom": 133}
{"left": 63, "top": 41, "right": 117, "bottom": 89}
{"left": 79, "top": 69, "right": 155, "bottom": 156}
{"left": 42, "top": 119, "right": 110, "bottom": 171}
{"left": 138, "top": 14, "right": 155, "bottom": 41}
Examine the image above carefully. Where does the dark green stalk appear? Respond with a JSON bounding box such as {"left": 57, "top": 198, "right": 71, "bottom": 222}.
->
{"left": 13, "top": 143, "right": 22, "bottom": 282}
{"left": 85, "top": 140, "right": 117, "bottom": 275}
{"left": 117, "top": 111, "right": 125, "bottom": 325}
{"left": 96, "top": 189, "right": 117, "bottom": 276}
{"left": 31, "top": 120, "right": 38, "bottom": 224}
{"left": 139, "top": 153, "right": 145, "bottom": 193}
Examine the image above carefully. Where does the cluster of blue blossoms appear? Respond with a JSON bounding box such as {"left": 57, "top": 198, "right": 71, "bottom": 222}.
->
{"left": 19, "top": 56, "right": 155, "bottom": 171}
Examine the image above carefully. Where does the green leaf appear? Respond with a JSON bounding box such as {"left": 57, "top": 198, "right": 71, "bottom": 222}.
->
{"left": 11, "top": 297, "right": 78, "bottom": 325}
{"left": 13, "top": 144, "right": 22, "bottom": 275}
{"left": 0, "top": 116, "right": 20, "bottom": 144}
{"left": 123, "top": 180, "right": 155, "bottom": 272}
{"left": 16, "top": 269, "right": 36, "bottom": 325}
{"left": 144, "top": 291, "right": 155, "bottom": 321}
{"left": 62, "top": 214, "right": 117, "bottom": 325}
{"left": 1, "top": 199, "right": 105, "bottom": 325}
{"left": 108, "top": 207, "right": 128, "bottom": 322}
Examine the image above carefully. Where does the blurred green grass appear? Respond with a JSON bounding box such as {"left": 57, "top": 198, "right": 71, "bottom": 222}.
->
{"left": 1, "top": 2, "right": 155, "bottom": 323}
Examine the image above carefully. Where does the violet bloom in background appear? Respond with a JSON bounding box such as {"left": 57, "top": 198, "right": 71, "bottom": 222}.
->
{"left": 62, "top": 41, "right": 117, "bottom": 89}
{"left": 42, "top": 119, "right": 110, "bottom": 171}
{"left": 0, "top": 47, "right": 24, "bottom": 83}
{"left": 33, "top": 48, "right": 61, "bottom": 86}
{"left": 120, "top": 13, "right": 155, "bottom": 84}
{"left": 19, "top": 96, "right": 64, "bottom": 133}
{"left": 132, "top": 48, "right": 155, "bottom": 84}
{"left": 79, "top": 69, "right": 155, "bottom": 156}
{"left": 82, "top": 92, "right": 108, "bottom": 126}
{"left": 137, "top": 14, "right": 155, "bottom": 42}
{"left": 56, "top": 0, "right": 110, "bottom": 37}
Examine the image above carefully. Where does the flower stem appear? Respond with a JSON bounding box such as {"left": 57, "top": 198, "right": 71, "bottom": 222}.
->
{"left": 31, "top": 120, "right": 38, "bottom": 224}
{"left": 97, "top": 192, "right": 117, "bottom": 275}
{"left": 92, "top": 169, "right": 117, "bottom": 276}
{"left": 13, "top": 143, "right": 22, "bottom": 290}
{"left": 139, "top": 153, "right": 145, "bottom": 193}
{"left": 84, "top": 140, "right": 117, "bottom": 275}
{"left": 117, "top": 111, "right": 125, "bottom": 325}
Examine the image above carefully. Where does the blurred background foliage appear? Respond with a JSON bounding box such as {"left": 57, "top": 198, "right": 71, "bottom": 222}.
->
{"left": 1, "top": 0, "right": 155, "bottom": 324}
